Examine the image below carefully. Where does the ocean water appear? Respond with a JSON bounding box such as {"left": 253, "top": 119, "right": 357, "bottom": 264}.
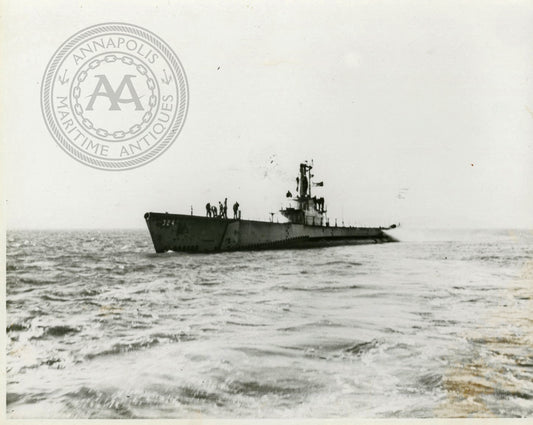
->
{"left": 5, "top": 228, "right": 533, "bottom": 418}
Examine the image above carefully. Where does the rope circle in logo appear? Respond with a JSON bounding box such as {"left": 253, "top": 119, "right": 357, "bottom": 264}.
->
{"left": 71, "top": 53, "right": 159, "bottom": 141}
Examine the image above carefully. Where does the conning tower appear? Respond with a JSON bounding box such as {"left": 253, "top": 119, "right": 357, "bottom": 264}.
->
{"left": 280, "top": 161, "right": 327, "bottom": 226}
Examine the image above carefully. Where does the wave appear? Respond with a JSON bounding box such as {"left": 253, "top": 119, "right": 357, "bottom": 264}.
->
{"left": 462, "top": 254, "right": 533, "bottom": 263}
{"left": 63, "top": 386, "right": 135, "bottom": 417}
{"left": 79, "top": 288, "right": 101, "bottom": 296}
{"left": 320, "top": 260, "right": 363, "bottom": 267}
{"left": 84, "top": 332, "right": 195, "bottom": 360}
{"left": 12, "top": 323, "right": 81, "bottom": 339}
{"left": 493, "top": 388, "right": 532, "bottom": 401}
{"left": 227, "top": 379, "right": 307, "bottom": 397}
{"left": 41, "top": 295, "right": 70, "bottom": 302}
{"left": 196, "top": 278, "right": 221, "bottom": 286}
{"left": 416, "top": 372, "right": 443, "bottom": 390}
{"left": 64, "top": 383, "right": 227, "bottom": 416}
{"left": 84, "top": 341, "right": 160, "bottom": 360}
{"left": 6, "top": 323, "right": 29, "bottom": 332}
{"left": 40, "top": 357, "right": 62, "bottom": 367}
{"left": 345, "top": 339, "right": 380, "bottom": 355}
{"left": 6, "top": 392, "right": 23, "bottom": 405}
{"left": 225, "top": 321, "right": 266, "bottom": 327}
{"left": 277, "top": 283, "right": 362, "bottom": 292}
{"left": 18, "top": 277, "right": 61, "bottom": 286}
{"left": 178, "top": 386, "right": 225, "bottom": 405}
{"left": 44, "top": 325, "right": 81, "bottom": 337}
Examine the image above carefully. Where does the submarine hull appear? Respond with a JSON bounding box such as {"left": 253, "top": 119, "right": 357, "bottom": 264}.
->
{"left": 144, "top": 212, "right": 397, "bottom": 253}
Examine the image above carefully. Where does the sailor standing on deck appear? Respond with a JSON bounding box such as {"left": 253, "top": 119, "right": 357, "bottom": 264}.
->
{"left": 206, "top": 202, "right": 211, "bottom": 217}
{"left": 233, "top": 201, "right": 240, "bottom": 219}
{"left": 223, "top": 198, "right": 228, "bottom": 219}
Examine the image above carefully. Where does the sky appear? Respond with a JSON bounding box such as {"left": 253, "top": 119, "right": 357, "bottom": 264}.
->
{"left": 2, "top": 0, "right": 533, "bottom": 229}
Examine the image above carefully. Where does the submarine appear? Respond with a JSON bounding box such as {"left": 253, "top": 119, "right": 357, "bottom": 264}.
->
{"left": 144, "top": 161, "right": 398, "bottom": 253}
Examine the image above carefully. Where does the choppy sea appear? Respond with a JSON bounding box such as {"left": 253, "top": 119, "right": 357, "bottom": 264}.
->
{"left": 5, "top": 228, "right": 533, "bottom": 418}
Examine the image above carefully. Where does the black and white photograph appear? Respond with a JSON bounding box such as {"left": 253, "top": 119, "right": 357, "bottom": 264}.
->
{"left": 2, "top": 0, "right": 532, "bottom": 421}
